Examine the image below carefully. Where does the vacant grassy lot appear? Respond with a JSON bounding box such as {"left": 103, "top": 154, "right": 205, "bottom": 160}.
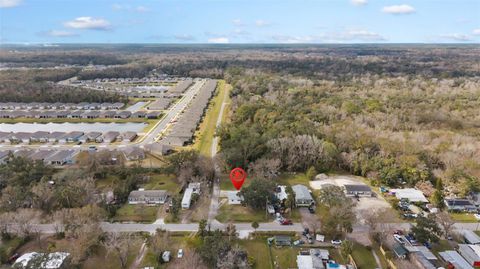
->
{"left": 238, "top": 238, "right": 272, "bottom": 269}
{"left": 351, "top": 243, "right": 377, "bottom": 269}
{"left": 193, "top": 80, "right": 231, "bottom": 157}
{"left": 141, "top": 174, "right": 180, "bottom": 193}
{"left": 278, "top": 173, "right": 310, "bottom": 186}
{"left": 113, "top": 204, "right": 158, "bottom": 223}
{"left": 216, "top": 203, "right": 271, "bottom": 223}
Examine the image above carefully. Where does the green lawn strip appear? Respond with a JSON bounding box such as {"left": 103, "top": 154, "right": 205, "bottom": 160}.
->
{"left": 83, "top": 240, "right": 142, "bottom": 269}
{"left": 237, "top": 238, "right": 272, "bottom": 269}
{"left": 351, "top": 243, "right": 377, "bottom": 269}
{"left": 431, "top": 240, "right": 454, "bottom": 256}
{"left": 277, "top": 173, "right": 310, "bottom": 186}
{"left": 113, "top": 204, "right": 158, "bottom": 223}
{"left": 216, "top": 204, "right": 271, "bottom": 223}
{"left": 450, "top": 212, "right": 478, "bottom": 223}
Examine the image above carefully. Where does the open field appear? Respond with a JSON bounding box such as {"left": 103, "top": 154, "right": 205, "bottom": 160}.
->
{"left": 141, "top": 174, "right": 180, "bottom": 193}
{"left": 113, "top": 204, "right": 159, "bottom": 223}
{"left": 238, "top": 238, "right": 272, "bottom": 269}
{"left": 216, "top": 203, "right": 272, "bottom": 223}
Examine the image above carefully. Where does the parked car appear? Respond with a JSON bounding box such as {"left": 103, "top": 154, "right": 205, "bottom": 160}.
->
{"left": 280, "top": 219, "right": 293, "bottom": 225}
{"left": 177, "top": 249, "right": 184, "bottom": 258}
{"left": 394, "top": 234, "right": 406, "bottom": 244}
{"left": 331, "top": 239, "right": 342, "bottom": 245}
{"left": 293, "top": 240, "right": 304, "bottom": 246}
{"left": 7, "top": 253, "right": 20, "bottom": 264}
{"left": 308, "top": 206, "right": 315, "bottom": 214}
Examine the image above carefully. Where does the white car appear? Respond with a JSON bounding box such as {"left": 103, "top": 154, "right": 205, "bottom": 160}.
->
{"left": 331, "top": 239, "right": 342, "bottom": 245}
{"left": 474, "top": 214, "right": 480, "bottom": 220}
{"left": 177, "top": 249, "right": 184, "bottom": 258}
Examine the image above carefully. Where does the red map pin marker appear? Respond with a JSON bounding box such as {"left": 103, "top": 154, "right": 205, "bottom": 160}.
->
{"left": 230, "top": 167, "right": 247, "bottom": 190}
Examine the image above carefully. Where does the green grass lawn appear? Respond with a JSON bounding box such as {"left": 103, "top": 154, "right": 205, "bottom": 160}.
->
{"left": 271, "top": 247, "right": 299, "bottom": 269}
{"left": 351, "top": 243, "right": 377, "bottom": 269}
{"left": 278, "top": 172, "right": 310, "bottom": 186}
{"left": 216, "top": 204, "right": 271, "bottom": 223}
{"left": 141, "top": 174, "right": 180, "bottom": 193}
{"left": 192, "top": 80, "right": 230, "bottom": 157}
{"left": 431, "top": 240, "right": 453, "bottom": 255}
{"left": 238, "top": 238, "right": 272, "bottom": 269}
{"left": 83, "top": 241, "right": 142, "bottom": 269}
{"left": 450, "top": 212, "right": 478, "bottom": 222}
{"left": 113, "top": 204, "right": 158, "bottom": 223}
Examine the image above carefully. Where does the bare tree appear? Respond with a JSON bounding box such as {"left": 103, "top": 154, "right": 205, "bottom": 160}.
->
{"left": 102, "top": 232, "right": 140, "bottom": 269}
{"left": 171, "top": 250, "right": 208, "bottom": 269}
{"left": 436, "top": 211, "right": 454, "bottom": 238}
{"left": 225, "top": 222, "right": 237, "bottom": 241}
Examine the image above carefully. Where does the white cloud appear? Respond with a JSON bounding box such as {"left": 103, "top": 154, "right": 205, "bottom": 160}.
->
{"left": 439, "top": 33, "right": 472, "bottom": 42}
{"left": 351, "top": 0, "right": 367, "bottom": 6}
{"left": 255, "top": 20, "right": 271, "bottom": 27}
{"left": 64, "top": 17, "right": 112, "bottom": 30}
{"left": 323, "top": 29, "right": 386, "bottom": 42}
{"left": 174, "top": 34, "right": 195, "bottom": 41}
{"left": 473, "top": 29, "right": 480, "bottom": 35}
{"left": 208, "top": 37, "right": 229, "bottom": 43}
{"left": 45, "top": 30, "right": 77, "bottom": 37}
{"left": 272, "top": 35, "right": 315, "bottom": 43}
{"left": 382, "top": 4, "right": 415, "bottom": 15}
{"left": 232, "top": 19, "right": 245, "bottom": 26}
{"left": 0, "top": 0, "right": 21, "bottom": 8}
{"left": 135, "top": 6, "right": 149, "bottom": 12}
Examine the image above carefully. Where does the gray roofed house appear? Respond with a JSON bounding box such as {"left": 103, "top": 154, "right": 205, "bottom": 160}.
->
{"left": 445, "top": 199, "right": 477, "bottom": 212}
{"left": 439, "top": 250, "right": 474, "bottom": 269}
{"left": 464, "top": 230, "right": 480, "bottom": 245}
{"left": 128, "top": 190, "right": 168, "bottom": 204}
{"left": 458, "top": 244, "right": 480, "bottom": 267}
{"left": 122, "top": 146, "right": 145, "bottom": 161}
{"left": 59, "top": 132, "right": 84, "bottom": 143}
{"left": 132, "top": 111, "right": 146, "bottom": 118}
{"left": 101, "top": 110, "right": 116, "bottom": 118}
{"left": 292, "top": 184, "right": 315, "bottom": 207}
{"left": 99, "top": 131, "right": 120, "bottom": 143}
{"left": 393, "top": 243, "right": 408, "bottom": 259}
{"left": 44, "top": 150, "right": 76, "bottom": 165}
{"left": 115, "top": 111, "right": 131, "bottom": 119}
{"left": 0, "top": 132, "right": 11, "bottom": 143}
{"left": 120, "top": 131, "right": 137, "bottom": 142}
{"left": 112, "top": 102, "right": 125, "bottom": 109}
{"left": 273, "top": 235, "right": 291, "bottom": 246}
{"left": 31, "top": 131, "right": 50, "bottom": 143}
{"left": 344, "top": 184, "right": 372, "bottom": 197}
{"left": 144, "top": 143, "right": 173, "bottom": 156}
{"left": 82, "top": 111, "right": 101, "bottom": 119}
{"left": 13, "top": 149, "right": 34, "bottom": 158}
{"left": 0, "top": 151, "right": 11, "bottom": 164}
{"left": 146, "top": 111, "right": 162, "bottom": 119}
{"left": 68, "top": 110, "right": 83, "bottom": 118}
{"left": 79, "top": 132, "right": 102, "bottom": 143}
{"left": 29, "top": 150, "right": 55, "bottom": 161}
{"left": 48, "top": 132, "right": 66, "bottom": 143}
{"left": 10, "top": 132, "right": 31, "bottom": 143}
{"left": 55, "top": 110, "right": 69, "bottom": 118}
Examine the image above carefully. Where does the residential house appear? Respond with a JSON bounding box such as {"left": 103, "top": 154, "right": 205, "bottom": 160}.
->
{"left": 292, "top": 184, "right": 315, "bottom": 207}
{"left": 13, "top": 252, "right": 70, "bottom": 269}
{"left": 44, "top": 150, "right": 76, "bottom": 166}
{"left": 439, "top": 251, "right": 474, "bottom": 269}
{"left": 445, "top": 199, "right": 477, "bottom": 212}
{"left": 464, "top": 230, "right": 480, "bottom": 245}
{"left": 393, "top": 243, "right": 408, "bottom": 259}
{"left": 120, "top": 131, "right": 137, "bottom": 142}
{"left": 458, "top": 244, "right": 480, "bottom": 267}
{"left": 128, "top": 189, "right": 168, "bottom": 205}
{"left": 344, "top": 184, "right": 372, "bottom": 197}
{"left": 273, "top": 236, "right": 291, "bottom": 246}
{"left": 0, "top": 151, "right": 10, "bottom": 164}
{"left": 122, "top": 146, "right": 145, "bottom": 161}
{"left": 132, "top": 111, "right": 147, "bottom": 118}
{"left": 100, "top": 131, "right": 120, "bottom": 143}
{"left": 392, "top": 188, "right": 429, "bottom": 203}
{"left": 227, "top": 191, "right": 244, "bottom": 205}
{"left": 181, "top": 182, "right": 201, "bottom": 209}
{"left": 115, "top": 111, "right": 131, "bottom": 119}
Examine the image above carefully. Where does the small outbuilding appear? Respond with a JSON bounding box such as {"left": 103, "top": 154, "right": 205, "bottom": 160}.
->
{"left": 292, "top": 184, "right": 315, "bottom": 207}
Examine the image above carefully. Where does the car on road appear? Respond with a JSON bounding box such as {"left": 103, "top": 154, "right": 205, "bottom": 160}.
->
{"left": 177, "top": 249, "right": 184, "bottom": 258}
{"left": 280, "top": 219, "right": 292, "bottom": 225}
{"left": 293, "top": 240, "right": 304, "bottom": 246}
{"left": 331, "top": 239, "right": 342, "bottom": 245}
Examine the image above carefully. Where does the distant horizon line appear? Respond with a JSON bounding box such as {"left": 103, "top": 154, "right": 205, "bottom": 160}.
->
{"left": 1, "top": 42, "right": 479, "bottom": 46}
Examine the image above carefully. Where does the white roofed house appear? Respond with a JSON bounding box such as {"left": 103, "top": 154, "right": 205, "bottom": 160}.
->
{"left": 181, "top": 182, "right": 202, "bottom": 209}
{"left": 292, "top": 184, "right": 315, "bottom": 207}
{"left": 128, "top": 189, "right": 168, "bottom": 205}
{"left": 392, "top": 188, "right": 429, "bottom": 203}
{"left": 13, "top": 252, "right": 70, "bottom": 269}
{"left": 227, "top": 191, "right": 244, "bottom": 205}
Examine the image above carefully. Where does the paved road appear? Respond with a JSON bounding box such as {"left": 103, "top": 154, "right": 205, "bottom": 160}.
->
{"left": 0, "top": 80, "right": 206, "bottom": 152}
{"left": 207, "top": 86, "right": 229, "bottom": 223}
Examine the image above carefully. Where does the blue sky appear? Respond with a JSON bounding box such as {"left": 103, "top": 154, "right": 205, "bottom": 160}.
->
{"left": 1, "top": 0, "right": 479, "bottom": 43}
